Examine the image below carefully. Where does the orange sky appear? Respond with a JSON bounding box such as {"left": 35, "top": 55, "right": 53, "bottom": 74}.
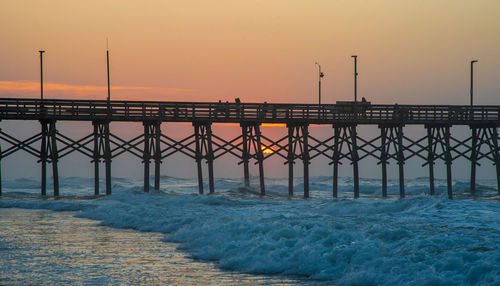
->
{"left": 1, "top": 0, "right": 499, "bottom": 105}
{"left": 1, "top": 0, "right": 500, "bottom": 180}
{"left": 0, "top": 80, "right": 194, "bottom": 101}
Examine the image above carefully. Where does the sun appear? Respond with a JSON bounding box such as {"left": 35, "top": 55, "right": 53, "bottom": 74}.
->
{"left": 261, "top": 145, "right": 275, "bottom": 154}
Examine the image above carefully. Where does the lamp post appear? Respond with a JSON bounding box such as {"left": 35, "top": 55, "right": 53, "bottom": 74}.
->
{"left": 470, "top": 60, "right": 478, "bottom": 108}
{"left": 39, "top": 50, "right": 45, "bottom": 101}
{"left": 315, "top": 62, "right": 324, "bottom": 105}
{"left": 106, "top": 39, "right": 111, "bottom": 102}
{"left": 352, "top": 55, "right": 358, "bottom": 102}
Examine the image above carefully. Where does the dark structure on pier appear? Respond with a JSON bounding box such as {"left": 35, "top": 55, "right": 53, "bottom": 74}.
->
{"left": 0, "top": 98, "right": 499, "bottom": 199}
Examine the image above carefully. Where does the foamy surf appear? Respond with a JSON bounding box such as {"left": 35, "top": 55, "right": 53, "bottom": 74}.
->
{"left": 1, "top": 176, "right": 499, "bottom": 285}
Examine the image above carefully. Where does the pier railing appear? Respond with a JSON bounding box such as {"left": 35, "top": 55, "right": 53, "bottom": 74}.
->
{"left": 0, "top": 98, "right": 499, "bottom": 124}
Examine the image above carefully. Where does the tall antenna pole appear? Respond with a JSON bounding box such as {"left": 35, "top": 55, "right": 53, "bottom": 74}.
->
{"left": 352, "top": 55, "right": 358, "bottom": 102}
{"left": 39, "top": 50, "right": 45, "bottom": 101}
{"left": 107, "top": 38, "right": 111, "bottom": 102}
{"left": 470, "top": 60, "right": 478, "bottom": 108}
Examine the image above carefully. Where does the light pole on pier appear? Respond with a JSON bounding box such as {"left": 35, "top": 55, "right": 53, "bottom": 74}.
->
{"left": 352, "top": 55, "right": 358, "bottom": 103}
{"left": 39, "top": 50, "right": 45, "bottom": 101}
{"left": 315, "top": 62, "right": 324, "bottom": 106}
{"left": 470, "top": 60, "right": 478, "bottom": 108}
{"left": 106, "top": 39, "right": 111, "bottom": 102}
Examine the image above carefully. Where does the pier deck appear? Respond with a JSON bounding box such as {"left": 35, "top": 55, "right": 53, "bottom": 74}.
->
{"left": 0, "top": 98, "right": 498, "bottom": 124}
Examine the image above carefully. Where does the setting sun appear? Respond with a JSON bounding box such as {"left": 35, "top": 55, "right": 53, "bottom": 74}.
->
{"left": 261, "top": 145, "right": 275, "bottom": 154}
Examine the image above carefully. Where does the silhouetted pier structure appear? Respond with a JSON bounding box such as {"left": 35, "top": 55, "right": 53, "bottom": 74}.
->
{"left": 1, "top": 98, "right": 499, "bottom": 199}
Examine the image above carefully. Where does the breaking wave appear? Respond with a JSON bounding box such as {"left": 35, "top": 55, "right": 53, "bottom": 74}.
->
{"left": 1, "top": 176, "right": 499, "bottom": 285}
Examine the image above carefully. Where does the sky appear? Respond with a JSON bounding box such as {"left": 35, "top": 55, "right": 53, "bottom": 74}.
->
{"left": 1, "top": 0, "right": 499, "bottom": 182}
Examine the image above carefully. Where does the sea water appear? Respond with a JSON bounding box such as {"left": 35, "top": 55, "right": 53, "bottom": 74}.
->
{"left": 0, "top": 208, "right": 306, "bottom": 285}
{"left": 0, "top": 176, "right": 499, "bottom": 285}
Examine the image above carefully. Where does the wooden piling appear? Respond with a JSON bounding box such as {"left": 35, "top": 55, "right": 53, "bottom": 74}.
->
{"left": 492, "top": 127, "right": 500, "bottom": 195}
{"left": 206, "top": 124, "right": 215, "bottom": 194}
{"left": 302, "top": 125, "right": 310, "bottom": 198}
{"left": 194, "top": 124, "right": 204, "bottom": 194}
{"left": 242, "top": 125, "right": 250, "bottom": 188}
{"left": 351, "top": 126, "right": 359, "bottom": 198}
{"left": 193, "top": 123, "right": 214, "bottom": 194}
{"left": 333, "top": 127, "right": 340, "bottom": 198}
{"left": 154, "top": 122, "right": 161, "bottom": 190}
{"left": 255, "top": 125, "right": 265, "bottom": 195}
{"left": 93, "top": 122, "right": 100, "bottom": 195}
{"left": 143, "top": 122, "right": 151, "bottom": 193}
{"left": 445, "top": 126, "right": 453, "bottom": 199}
{"left": 397, "top": 125, "right": 405, "bottom": 198}
{"left": 287, "top": 126, "right": 294, "bottom": 196}
{"left": 40, "top": 121, "right": 47, "bottom": 196}
{"left": 380, "top": 127, "right": 388, "bottom": 197}
{"left": 49, "top": 121, "right": 59, "bottom": 196}
{"left": 104, "top": 122, "right": 111, "bottom": 195}
{"left": 470, "top": 127, "right": 477, "bottom": 194}
{"left": 426, "top": 127, "right": 435, "bottom": 195}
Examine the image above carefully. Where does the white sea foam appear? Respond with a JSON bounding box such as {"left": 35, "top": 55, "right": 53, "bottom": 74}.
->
{"left": 1, "top": 176, "right": 499, "bottom": 285}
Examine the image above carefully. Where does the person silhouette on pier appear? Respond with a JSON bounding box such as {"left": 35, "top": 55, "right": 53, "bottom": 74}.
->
{"left": 235, "top": 98, "right": 241, "bottom": 118}
{"left": 215, "top": 100, "right": 223, "bottom": 118}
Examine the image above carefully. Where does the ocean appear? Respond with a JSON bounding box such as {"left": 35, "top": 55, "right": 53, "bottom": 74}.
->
{"left": 0, "top": 176, "right": 499, "bottom": 285}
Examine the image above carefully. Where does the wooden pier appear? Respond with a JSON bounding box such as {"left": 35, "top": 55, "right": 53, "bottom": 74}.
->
{"left": 0, "top": 98, "right": 499, "bottom": 199}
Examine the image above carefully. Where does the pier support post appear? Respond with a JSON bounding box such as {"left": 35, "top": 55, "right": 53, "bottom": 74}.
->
{"left": 378, "top": 124, "right": 405, "bottom": 198}
{"left": 445, "top": 126, "right": 453, "bottom": 199}
{"left": 40, "top": 120, "right": 59, "bottom": 196}
{"left": 332, "top": 127, "right": 340, "bottom": 198}
{"left": 255, "top": 125, "right": 265, "bottom": 196}
{"left": 40, "top": 121, "right": 47, "bottom": 196}
{"left": 194, "top": 122, "right": 215, "bottom": 194}
{"left": 468, "top": 125, "right": 500, "bottom": 196}
{"left": 426, "top": 124, "right": 453, "bottom": 198}
{"left": 351, "top": 126, "right": 360, "bottom": 198}
{"left": 287, "top": 126, "right": 294, "bottom": 196}
{"left": 287, "top": 124, "right": 310, "bottom": 197}
{"left": 143, "top": 122, "right": 151, "bottom": 193}
{"left": 470, "top": 127, "right": 478, "bottom": 194}
{"left": 427, "top": 127, "right": 435, "bottom": 195}
{"left": 397, "top": 125, "right": 405, "bottom": 198}
{"left": 194, "top": 123, "right": 204, "bottom": 194}
{"left": 242, "top": 126, "right": 250, "bottom": 187}
{"left": 92, "top": 120, "right": 112, "bottom": 195}
{"left": 287, "top": 124, "right": 310, "bottom": 198}
{"left": 302, "top": 125, "right": 310, "bottom": 198}
{"left": 154, "top": 123, "right": 161, "bottom": 190}
{"left": 93, "top": 123, "right": 100, "bottom": 195}
{"left": 49, "top": 121, "right": 59, "bottom": 196}
{"left": 492, "top": 127, "right": 500, "bottom": 195}
{"left": 380, "top": 127, "right": 388, "bottom": 197}
{"left": 241, "top": 123, "right": 265, "bottom": 195}
{"left": 207, "top": 125, "right": 215, "bottom": 194}
{"left": 142, "top": 121, "right": 162, "bottom": 192}
{"left": 104, "top": 122, "right": 112, "bottom": 195}
{"left": 331, "top": 125, "right": 358, "bottom": 198}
